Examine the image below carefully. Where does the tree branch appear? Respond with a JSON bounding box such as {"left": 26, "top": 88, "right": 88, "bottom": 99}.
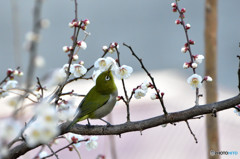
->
{"left": 6, "top": 94, "right": 240, "bottom": 159}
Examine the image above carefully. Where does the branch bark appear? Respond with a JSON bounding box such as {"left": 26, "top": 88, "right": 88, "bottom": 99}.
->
{"left": 6, "top": 94, "right": 240, "bottom": 159}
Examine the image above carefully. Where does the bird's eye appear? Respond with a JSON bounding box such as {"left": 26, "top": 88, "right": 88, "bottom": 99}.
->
{"left": 105, "top": 76, "right": 110, "bottom": 81}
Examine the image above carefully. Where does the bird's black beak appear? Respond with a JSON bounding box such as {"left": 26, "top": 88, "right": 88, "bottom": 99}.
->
{"left": 108, "top": 64, "right": 113, "bottom": 72}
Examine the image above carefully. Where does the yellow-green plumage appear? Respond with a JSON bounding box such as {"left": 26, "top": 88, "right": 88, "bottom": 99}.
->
{"left": 67, "top": 68, "right": 118, "bottom": 129}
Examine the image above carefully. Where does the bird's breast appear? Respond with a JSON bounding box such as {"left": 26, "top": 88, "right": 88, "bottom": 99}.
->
{"left": 90, "top": 90, "right": 118, "bottom": 119}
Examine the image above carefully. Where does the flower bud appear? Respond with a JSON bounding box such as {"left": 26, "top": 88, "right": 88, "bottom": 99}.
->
{"left": 204, "top": 76, "right": 213, "bottom": 82}
{"left": 185, "top": 23, "right": 191, "bottom": 30}
{"left": 181, "top": 8, "right": 186, "bottom": 13}
{"left": 171, "top": 2, "right": 177, "bottom": 7}
{"left": 82, "top": 19, "right": 90, "bottom": 25}
{"left": 191, "top": 62, "right": 198, "bottom": 68}
{"left": 183, "top": 62, "right": 190, "bottom": 69}
{"left": 181, "top": 47, "right": 188, "bottom": 53}
{"left": 102, "top": 45, "right": 108, "bottom": 52}
{"left": 73, "top": 54, "right": 79, "bottom": 61}
{"left": 175, "top": 19, "right": 181, "bottom": 25}
{"left": 63, "top": 46, "right": 69, "bottom": 52}
{"left": 189, "top": 40, "right": 195, "bottom": 45}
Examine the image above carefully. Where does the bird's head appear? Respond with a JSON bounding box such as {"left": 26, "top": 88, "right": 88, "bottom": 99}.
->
{"left": 96, "top": 65, "right": 117, "bottom": 94}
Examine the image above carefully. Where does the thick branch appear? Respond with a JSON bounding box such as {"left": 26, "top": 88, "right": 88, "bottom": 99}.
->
{"left": 6, "top": 94, "right": 240, "bottom": 159}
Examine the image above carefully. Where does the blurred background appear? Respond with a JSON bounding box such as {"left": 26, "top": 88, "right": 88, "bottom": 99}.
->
{"left": 1, "top": 0, "right": 240, "bottom": 158}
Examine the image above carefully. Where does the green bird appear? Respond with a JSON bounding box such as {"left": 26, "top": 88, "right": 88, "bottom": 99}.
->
{"left": 67, "top": 66, "right": 118, "bottom": 129}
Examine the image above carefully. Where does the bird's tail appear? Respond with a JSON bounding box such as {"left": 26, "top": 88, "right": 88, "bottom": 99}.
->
{"left": 66, "top": 115, "right": 89, "bottom": 131}
{"left": 66, "top": 117, "right": 79, "bottom": 131}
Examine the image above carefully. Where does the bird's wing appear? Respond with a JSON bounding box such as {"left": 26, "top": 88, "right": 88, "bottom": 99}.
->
{"left": 77, "top": 86, "right": 110, "bottom": 119}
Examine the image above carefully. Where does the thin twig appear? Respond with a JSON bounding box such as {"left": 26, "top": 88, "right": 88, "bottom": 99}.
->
{"left": 115, "top": 47, "right": 131, "bottom": 121}
{"left": 47, "top": 144, "right": 59, "bottom": 159}
{"left": 36, "top": 77, "right": 44, "bottom": 98}
{"left": 175, "top": 1, "right": 200, "bottom": 105}
{"left": 185, "top": 120, "right": 198, "bottom": 143}
{"left": 43, "top": 139, "right": 88, "bottom": 159}
{"left": 123, "top": 43, "right": 168, "bottom": 115}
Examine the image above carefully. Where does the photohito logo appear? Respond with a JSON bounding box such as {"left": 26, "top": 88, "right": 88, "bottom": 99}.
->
{"left": 210, "top": 150, "right": 238, "bottom": 156}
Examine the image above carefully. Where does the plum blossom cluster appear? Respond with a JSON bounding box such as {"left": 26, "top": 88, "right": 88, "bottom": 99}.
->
{"left": 23, "top": 102, "right": 59, "bottom": 147}
{"left": 57, "top": 100, "right": 75, "bottom": 122}
{"left": 171, "top": 1, "right": 212, "bottom": 89}
{"left": 65, "top": 133, "right": 98, "bottom": 151}
{"left": 133, "top": 81, "right": 153, "bottom": 99}
{"left": 68, "top": 19, "right": 90, "bottom": 30}
{"left": 0, "top": 118, "right": 22, "bottom": 158}
{"left": 93, "top": 55, "right": 133, "bottom": 81}
{"left": 102, "top": 42, "right": 119, "bottom": 54}
{"left": 0, "top": 68, "right": 23, "bottom": 98}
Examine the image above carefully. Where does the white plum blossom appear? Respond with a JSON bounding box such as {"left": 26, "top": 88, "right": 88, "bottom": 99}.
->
{"left": 115, "top": 65, "right": 133, "bottom": 79}
{"left": 70, "top": 64, "right": 87, "bottom": 77}
{"left": 150, "top": 93, "right": 157, "bottom": 100}
{"left": 47, "top": 68, "right": 67, "bottom": 86}
{"left": 57, "top": 101, "right": 75, "bottom": 122}
{"left": 140, "top": 81, "right": 151, "bottom": 91}
{"left": 86, "top": 136, "right": 98, "bottom": 151}
{"left": 66, "top": 133, "right": 84, "bottom": 147}
{"left": 134, "top": 88, "right": 147, "bottom": 99}
{"left": 2, "top": 80, "right": 18, "bottom": 91}
{"left": 92, "top": 70, "right": 102, "bottom": 82}
{"left": 194, "top": 54, "right": 205, "bottom": 64}
{"left": 187, "top": 74, "right": 203, "bottom": 89}
{"left": 108, "top": 42, "right": 119, "bottom": 53}
{"left": 94, "top": 57, "right": 117, "bottom": 72}
{"left": 39, "top": 151, "right": 48, "bottom": 159}
{"left": 0, "top": 118, "right": 22, "bottom": 142}
{"left": 191, "top": 62, "right": 198, "bottom": 68}
{"left": 77, "top": 41, "right": 87, "bottom": 50}
{"left": 24, "top": 102, "right": 59, "bottom": 147}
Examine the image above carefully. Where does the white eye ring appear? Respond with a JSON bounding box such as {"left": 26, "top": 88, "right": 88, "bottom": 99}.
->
{"left": 105, "top": 76, "right": 110, "bottom": 81}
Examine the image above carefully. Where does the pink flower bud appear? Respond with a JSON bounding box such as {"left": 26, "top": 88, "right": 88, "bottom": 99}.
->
{"left": 185, "top": 23, "right": 191, "bottom": 30}
{"left": 171, "top": 2, "right": 177, "bottom": 7}
{"left": 7, "top": 69, "right": 13, "bottom": 76}
{"left": 62, "top": 46, "right": 69, "bottom": 52}
{"left": 183, "top": 62, "right": 190, "bottom": 69}
{"left": 181, "top": 8, "right": 186, "bottom": 13}
{"left": 175, "top": 19, "right": 181, "bottom": 25}
{"left": 181, "top": 47, "right": 188, "bottom": 53}
{"left": 116, "top": 96, "right": 122, "bottom": 101}
{"left": 189, "top": 40, "right": 195, "bottom": 45}
{"left": 82, "top": 19, "right": 90, "bottom": 25}
{"left": 172, "top": 8, "right": 177, "bottom": 12}
{"left": 81, "top": 25, "right": 87, "bottom": 30}
{"left": 161, "top": 92, "right": 165, "bottom": 97}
